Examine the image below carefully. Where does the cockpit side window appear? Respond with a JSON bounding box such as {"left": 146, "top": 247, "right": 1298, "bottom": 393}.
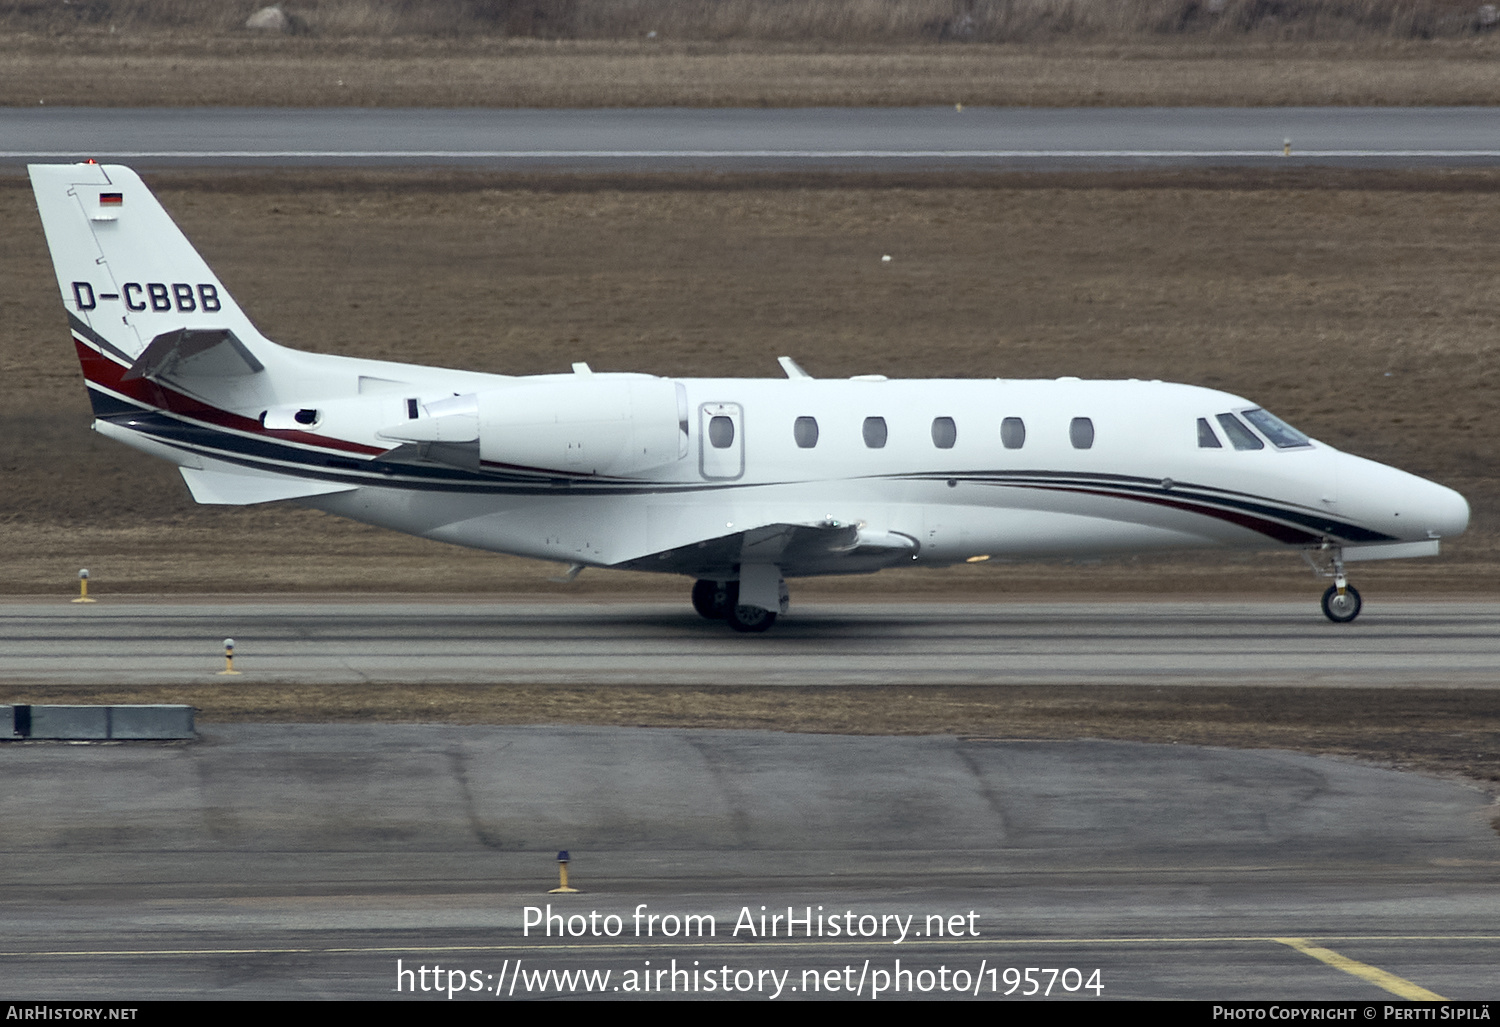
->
{"left": 1215, "top": 412, "right": 1264, "bottom": 451}
{"left": 1197, "top": 418, "right": 1222, "bottom": 448}
{"left": 1242, "top": 408, "right": 1311, "bottom": 449}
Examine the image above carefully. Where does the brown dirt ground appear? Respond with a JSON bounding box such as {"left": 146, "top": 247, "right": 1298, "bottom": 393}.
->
{"left": 6, "top": 37, "right": 1500, "bottom": 108}
{"left": 1, "top": 167, "right": 1495, "bottom": 597}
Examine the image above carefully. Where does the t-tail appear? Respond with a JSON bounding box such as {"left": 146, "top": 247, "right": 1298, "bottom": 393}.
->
{"left": 27, "top": 162, "right": 371, "bottom": 505}
{"left": 28, "top": 162, "right": 278, "bottom": 420}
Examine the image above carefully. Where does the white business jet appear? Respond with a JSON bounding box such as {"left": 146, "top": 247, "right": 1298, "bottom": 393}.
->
{"left": 30, "top": 163, "right": 1469, "bottom": 631}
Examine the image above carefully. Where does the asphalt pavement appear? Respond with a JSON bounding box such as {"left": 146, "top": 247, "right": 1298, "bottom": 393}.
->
{"left": 5, "top": 107, "right": 1500, "bottom": 169}
{"left": 0, "top": 598, "right": 1494, "bottom": 686}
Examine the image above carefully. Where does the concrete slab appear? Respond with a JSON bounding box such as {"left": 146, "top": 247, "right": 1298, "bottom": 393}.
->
{"left": 1, "top": 725, "right": 1496, "bottom": 1000}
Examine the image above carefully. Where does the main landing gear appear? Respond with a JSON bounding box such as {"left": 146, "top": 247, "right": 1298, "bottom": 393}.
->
{"left": 1304, "top": 546, "right": 1362, "bottom": 624}
{"left": 691, "top": 578, "right": 779, "bottom": 633}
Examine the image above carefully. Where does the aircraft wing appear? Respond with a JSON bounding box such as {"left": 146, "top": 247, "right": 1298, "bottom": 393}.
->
{"left": 614, "top": 518, "right": 918, "bottom": 579}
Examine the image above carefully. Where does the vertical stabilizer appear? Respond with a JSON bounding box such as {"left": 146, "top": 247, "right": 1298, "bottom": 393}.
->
{"left": 28, "top": 163, "right": 265, "bottom": 363}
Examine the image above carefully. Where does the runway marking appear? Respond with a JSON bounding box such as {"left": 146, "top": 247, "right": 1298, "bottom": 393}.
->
{"left": 1276, "top": 937, "right": 1446, "bottom": 1001}
{"left": 5, "top": 934, "right": 1497, "bottom": 960}
{"left": 7, "top": 150, "right": 1500, "bottom": 161}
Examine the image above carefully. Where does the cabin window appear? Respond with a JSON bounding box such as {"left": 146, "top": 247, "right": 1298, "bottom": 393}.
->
{"left": 405, "top": 398, "right": 420, "bottom": 419}
{"left": 862, "top": 416, "right": 888, "bottom": 449}
{"left": 1069, "top": 417, "right": 1094, "bottom": 450}
{"left": 1001, "top": 417, "right": 1025, "bottom": 450}
{"left": 1242, "top": 408, "right": 1311, "bottom": 449}
{"left": 794, "top": 416, "right": 819, "bottom": 449}
{"left": 708, "top": 415, "right": 735, "bottom": 449}
{"left": 1216, "top": 412, "right": 1264, "bottom": 451}
{"left": 931, "top": 416, "right": 957, "bottom": 449}
{"left": 1197, "top": 417, "right": 1222, "bottom": 448}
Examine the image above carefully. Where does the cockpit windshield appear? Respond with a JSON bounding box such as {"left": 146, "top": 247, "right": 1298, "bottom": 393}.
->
{"left": 1215, "top": 413, "right": 1264, "bottom": 451}
{"left": 1241, "top": 408, "right": 1311, "bottom": 449}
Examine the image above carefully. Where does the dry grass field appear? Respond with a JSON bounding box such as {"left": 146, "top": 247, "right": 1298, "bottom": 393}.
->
{"left": 0, "top": 167, "right": 1495, "bottom": 599}
{"left": 4, "top": 0, "right": 1492, "bottom": 41}
{"left": 4, "top": 36, "right": 1500, "bottom": 107}
{"left": 4, "top": 0, "right": 1500, "bottom": 109}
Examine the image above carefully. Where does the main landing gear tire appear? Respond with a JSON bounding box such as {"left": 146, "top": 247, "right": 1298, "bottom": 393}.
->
{"left": 727, "top": 603, "right": 777, "bottom": 633}
{"left": 691, "top": 579, "right": 734, "bottom": 620}
{"left": 1321, "top": 584, "right": 1362, "bottom": 623}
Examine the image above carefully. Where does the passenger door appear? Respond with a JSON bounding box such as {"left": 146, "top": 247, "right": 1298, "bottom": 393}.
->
{"left": 699, "top": 402, "right": 744, "bottom": 480}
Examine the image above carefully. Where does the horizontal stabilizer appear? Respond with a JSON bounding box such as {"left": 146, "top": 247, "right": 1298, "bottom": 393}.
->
{"left": 179, "top": 467, "right": 357, "bottom": 506}
{"left": 125, "top": 328, "right": 264, "bottom": 382}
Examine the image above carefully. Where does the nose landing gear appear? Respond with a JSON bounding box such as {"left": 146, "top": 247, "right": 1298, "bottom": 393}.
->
{"left": 1304, "top": 546, "right": 1363, "bottom": 623}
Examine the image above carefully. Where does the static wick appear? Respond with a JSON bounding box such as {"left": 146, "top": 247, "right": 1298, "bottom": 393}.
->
{"left": 71, "top": 568, "right": 96, "bottom": 604}
{"left": 217, "top": 637, "right": 241, "bottom": 676}
{"left": 548, "top": 850, "right": 580, "bottom": 894}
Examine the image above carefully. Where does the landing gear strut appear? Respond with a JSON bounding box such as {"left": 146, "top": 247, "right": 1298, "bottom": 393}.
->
{"left": 1304, "top": 546, "right": 1363, "bottom": 624}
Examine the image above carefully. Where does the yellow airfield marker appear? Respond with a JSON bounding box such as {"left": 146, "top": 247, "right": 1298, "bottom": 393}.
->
{"left": 216, "top": 638, "right": 241, "bottom": 676}
{"left": 548, "top": 851, "right": 580, "bottom": 894}
{"left": 71, "top": 568, "right": 96, "bottom": 603}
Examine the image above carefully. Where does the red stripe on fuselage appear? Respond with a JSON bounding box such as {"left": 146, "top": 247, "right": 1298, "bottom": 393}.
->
{"left": 74, "top": 337, "right": 382, "bottom": 456}
{"left": 1036, "top": 483, "right": 1322, "bottom": 545}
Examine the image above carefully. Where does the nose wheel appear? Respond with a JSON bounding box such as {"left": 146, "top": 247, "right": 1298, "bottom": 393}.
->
{"left": 1321, "top": 584, "right": 1362, "bottom": 623}
{"left": 1305, "top": 546, "right": 1364, "bottom": 623}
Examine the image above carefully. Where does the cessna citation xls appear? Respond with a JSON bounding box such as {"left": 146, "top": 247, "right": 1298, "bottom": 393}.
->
{"left": 31, "top": 163, "right": 1469, "bottom": 632}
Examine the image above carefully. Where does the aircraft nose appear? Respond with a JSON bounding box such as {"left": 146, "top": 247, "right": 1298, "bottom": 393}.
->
{"left": 1336, "top": 453, "right": 1469, "bottom": 541}
{"left": 1422, "top": 479, "right": 1470, "bottom": 539}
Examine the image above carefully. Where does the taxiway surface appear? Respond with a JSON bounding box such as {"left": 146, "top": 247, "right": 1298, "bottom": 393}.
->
{"left": 4, "top": 107, "right": 1500, "bottom": 169}
{"left": 2, "top": 725, "right": 1496, "bottom": 1000}
{"left": 1, "top": 598, "right": 1496, "bottom": 687}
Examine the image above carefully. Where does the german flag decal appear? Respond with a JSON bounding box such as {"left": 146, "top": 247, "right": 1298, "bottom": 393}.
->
{"left": 99, "top": 192, "right": 123, "bottom": 207}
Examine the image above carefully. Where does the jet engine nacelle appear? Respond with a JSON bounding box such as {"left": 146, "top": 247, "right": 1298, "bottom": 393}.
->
{"left": 476, "top": 376, "right": 688, "bottom": 477}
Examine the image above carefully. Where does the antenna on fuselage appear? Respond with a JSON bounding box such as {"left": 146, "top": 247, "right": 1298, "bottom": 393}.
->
{"left": 778, "top": 356, "right": 812, "bottom": 380}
